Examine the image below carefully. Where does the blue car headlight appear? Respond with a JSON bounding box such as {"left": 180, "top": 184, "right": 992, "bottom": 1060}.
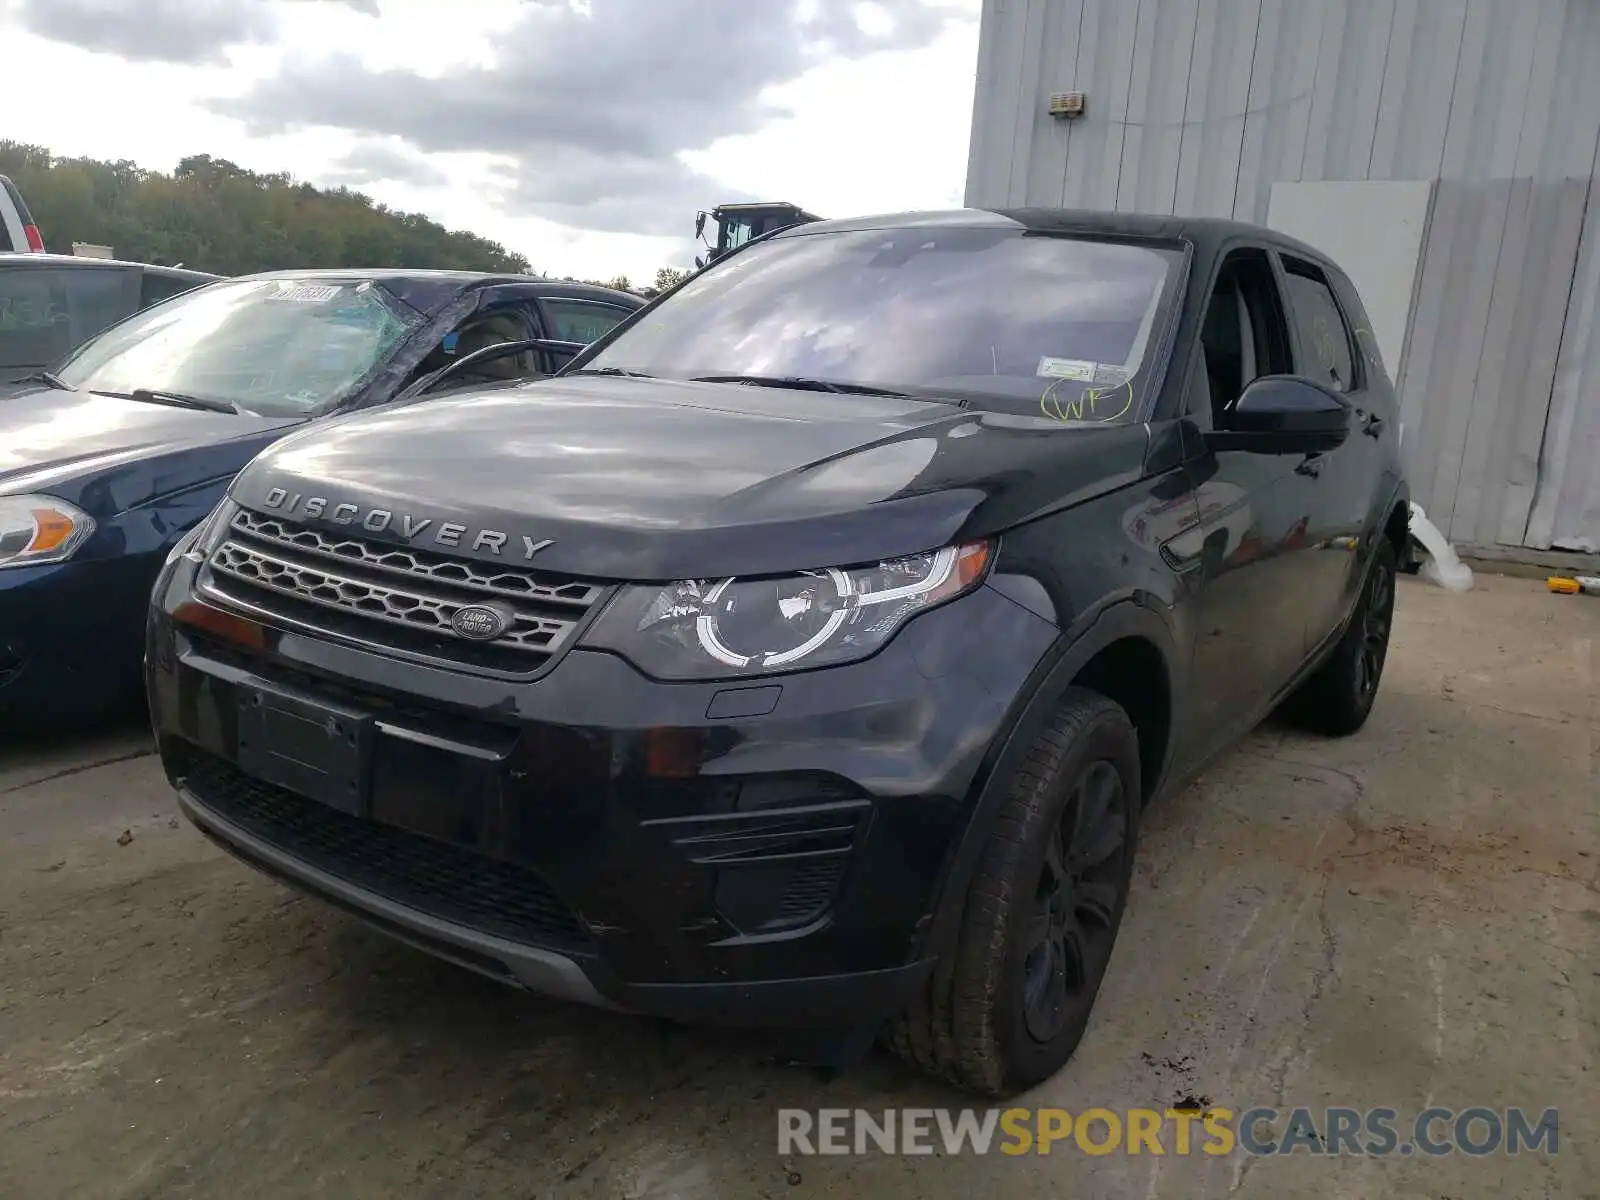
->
{"left": 0, "top": 495, "right": 95, "bottom": 570}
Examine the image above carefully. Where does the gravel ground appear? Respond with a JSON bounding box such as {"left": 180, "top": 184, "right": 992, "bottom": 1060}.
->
{"left": 1, "top": 573, "right": 1595, "bottom": 1199}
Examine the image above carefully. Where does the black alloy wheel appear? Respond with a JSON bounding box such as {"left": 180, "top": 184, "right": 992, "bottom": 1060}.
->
{"left": 1020, "top": 760, "right": 1129, "bottom": 1044}
{"left": 1284, "top": 535, "right": 1399, "bottom": 736}
{"left": 884, "top": 687, "right": 1142, "bottom": 1096}
{"left": 1355, "top": 553, "right": 1395, "bottom": 706}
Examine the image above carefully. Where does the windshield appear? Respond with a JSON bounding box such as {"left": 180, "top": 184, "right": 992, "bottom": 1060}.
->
{"left": 724, "top": 218, "right": 758, "bottom": 250}
{"left": 56, "top": 276, "right": 423, "bottom": 417}
{"left": 583, "top": 224, "right": 1185, "bottom": 422}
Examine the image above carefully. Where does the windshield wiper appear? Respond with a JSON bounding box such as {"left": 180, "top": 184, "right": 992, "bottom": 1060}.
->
{"left": 15, "top": 370, "right": 75, "bottom": 391}
{"left": 126, "top": 388, "right": 245, "bottom": 415}
{"left": 690, "top": 374, "right": 912, "bottom": 398}
{"left": 570, "top": 367, "right": 655, "bottom": 379}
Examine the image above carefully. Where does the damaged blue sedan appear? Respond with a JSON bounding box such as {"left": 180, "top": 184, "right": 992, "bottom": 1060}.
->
{"left": 0, "top": 268, "right": 642, "bottom": 723}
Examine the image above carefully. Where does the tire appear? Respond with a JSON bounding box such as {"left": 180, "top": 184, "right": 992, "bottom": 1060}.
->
{"left": 1284, "top": 536, "right": 1398, "bottom": 736}
{"left": 886, "top": 687, "right": 1142, "bottom": 1096}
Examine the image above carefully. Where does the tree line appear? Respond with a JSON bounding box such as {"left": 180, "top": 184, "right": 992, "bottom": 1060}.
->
{"left": 1, "top": 141, "right": 692, "bottom": 293}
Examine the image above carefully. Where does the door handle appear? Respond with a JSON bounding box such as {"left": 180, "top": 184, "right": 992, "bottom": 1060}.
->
{"left": 1295, "top": 455, "right": 1324, "bottom": 478}
{"left": 1363, "top": 413, "right": 1385, "bottom": 438}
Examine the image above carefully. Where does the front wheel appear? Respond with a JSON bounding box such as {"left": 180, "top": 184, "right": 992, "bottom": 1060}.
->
{"left": 886, "top": 688, "right": 1141, "bottom": 1096}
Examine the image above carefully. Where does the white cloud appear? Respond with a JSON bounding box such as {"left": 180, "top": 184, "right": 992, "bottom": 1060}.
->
{"left": 0, "top": 0, "right": 980, "bottom": 281}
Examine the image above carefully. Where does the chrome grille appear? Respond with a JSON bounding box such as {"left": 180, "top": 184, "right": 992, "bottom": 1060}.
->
{"left": 201, "top": 509, "right": 607, "bottom": 674}
{"left": 228, "top": 512, "right": 602, "bottom": 608}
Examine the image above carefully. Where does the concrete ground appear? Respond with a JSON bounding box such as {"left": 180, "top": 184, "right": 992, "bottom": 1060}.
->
{"left": 1, "top": 574, "right": 1594, "bottom": 1199}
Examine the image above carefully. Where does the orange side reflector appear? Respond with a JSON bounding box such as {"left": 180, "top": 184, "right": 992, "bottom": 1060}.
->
{"left": 951, "top": 540, "right": 992, "bottom": 590}
{"left": 30, "top": 508, "right": 76, "bottom": 553}
{"left": 926, "top": 540, "right": 993, "bottom": 603}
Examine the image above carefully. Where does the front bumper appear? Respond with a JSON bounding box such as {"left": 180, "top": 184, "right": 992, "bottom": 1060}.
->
{"left": 0, "top": 554, "right": 160, "bottom": 721}
{"left": 147, "top": 554, "right": 1057, "bottom": 1027}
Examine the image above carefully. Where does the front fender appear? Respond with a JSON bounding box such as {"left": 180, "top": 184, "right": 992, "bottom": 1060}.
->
{"left": 63, "top": 475, "right": 236, "bottom": 566}
{"left": 916, "top": 597, "right": 1184, "bottom": 964}
{"left": 125, "top": 476, "right": 233, "bottom": 549}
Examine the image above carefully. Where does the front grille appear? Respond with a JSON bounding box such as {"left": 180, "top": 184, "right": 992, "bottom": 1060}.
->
{"left": 179, "top": 748, "right": 593, "bottom": 952}
{"left": 201, "top": 509, "right": 610, "bottom": 677}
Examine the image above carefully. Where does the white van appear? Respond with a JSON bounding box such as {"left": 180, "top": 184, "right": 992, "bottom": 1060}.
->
{"left": 1, "top": 174, "right": 44, "bottom": 253}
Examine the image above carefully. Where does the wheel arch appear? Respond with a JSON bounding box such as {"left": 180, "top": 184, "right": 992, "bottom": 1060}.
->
{"left": 917, "top": 598, "right": 1183, "bottom": 964}
{"left": 1372, "top": 476, "right": 1412, "bottom": 568}
{"left": 1384, "top": 491, "right": 1411, "bottom": 564}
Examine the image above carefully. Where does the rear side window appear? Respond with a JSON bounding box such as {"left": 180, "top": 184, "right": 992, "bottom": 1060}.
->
{"left": 540, "top": 298, "right": 634, "bottom": 344}
{"left": 1280, "top": 258, "right": 1357, "bottom": 392}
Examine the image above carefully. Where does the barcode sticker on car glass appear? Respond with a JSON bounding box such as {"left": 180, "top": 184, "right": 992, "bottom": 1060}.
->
{"left": 1037, "top": 356, "right": 1096, "bottom": 381}
{"left": 272, "top": 284, "right": 342, "bottom": 303}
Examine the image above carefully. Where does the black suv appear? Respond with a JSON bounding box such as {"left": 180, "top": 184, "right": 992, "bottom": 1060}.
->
{"left": 148, "top": 209, "right": 1409, "bottom": 1096}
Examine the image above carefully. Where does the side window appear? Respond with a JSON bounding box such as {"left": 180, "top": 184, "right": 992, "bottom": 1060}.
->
{"left": 0, "top": 269, "right": 71, "bottom": 367}
{"left": 62, "top": 267, "right": 137, "bottom": 345}
{"left": 1279, "top": 258, "right": 1357, "bottom": 393}
{"left": 1331, "top": 273, "right": 1391, "bottom": 392}
{"left": 541, "top": 298, "right": 633, "bottom": 345}
{"left": 0, "top": 266, "right": 129, "bottom": 366}
{"left": 1191, "top": 249, "right": 1292, "bottom": 430}
{"left": 140, "top": 270, "right": 203, "bottom": 309}
{"left": 407, "top": 303, "right": 540, "bottom": 394}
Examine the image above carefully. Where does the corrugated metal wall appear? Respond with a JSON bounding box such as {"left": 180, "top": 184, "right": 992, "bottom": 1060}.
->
{"left": 965, "top": 0, "right": 1600, "bottom": 555}
{"left": 1526, "top": 185, "right": 1600, "bottom": 553}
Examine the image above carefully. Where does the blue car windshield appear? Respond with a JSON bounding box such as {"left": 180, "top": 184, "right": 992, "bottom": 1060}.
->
{"left": 55, "top": 276, "right": 422, "bottom": 417}
{"left": 581, "top": 223, "right": 1185, "bottom": 423}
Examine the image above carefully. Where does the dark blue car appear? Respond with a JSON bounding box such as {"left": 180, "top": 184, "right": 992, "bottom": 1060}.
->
{"left": 0, "top": 268, "right": 644, "bottom": 722}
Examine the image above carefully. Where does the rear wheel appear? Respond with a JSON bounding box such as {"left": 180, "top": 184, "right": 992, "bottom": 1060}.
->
{"left": 1285, "top": 537, "right": 1397, "bottom": 736}
{"left": 886, "top": 688, "right": 1141, "bottom": 1096}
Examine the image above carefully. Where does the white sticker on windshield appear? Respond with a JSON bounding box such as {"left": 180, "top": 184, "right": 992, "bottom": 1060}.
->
{"left": 272, "top": 284, "right": 342, "bottom": 303}
{"left": 1094, "top": 362, "right": 1131, "bottom": 386}
{"left": 1037, "top": 356, "right": 1096, "bottom": 381}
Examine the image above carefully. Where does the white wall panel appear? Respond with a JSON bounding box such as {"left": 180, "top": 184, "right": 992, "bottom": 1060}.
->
{"left": 965, "top": 0, "right": 1600, "bottom": 557}
{"left": 1265, "top": 180, "right": 1432, "bottom": 384}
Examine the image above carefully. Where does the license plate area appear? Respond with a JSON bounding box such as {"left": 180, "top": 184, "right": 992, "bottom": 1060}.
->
{"left": 236, "top": 683, "right": 371, "bottom": 815}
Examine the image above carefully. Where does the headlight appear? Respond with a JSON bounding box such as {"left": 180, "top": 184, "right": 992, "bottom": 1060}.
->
{"left": 0, "top": 495, "right": 95, "bottom": 570}
{"left": 586, "top": 540, "right": 992, "bottom": 680}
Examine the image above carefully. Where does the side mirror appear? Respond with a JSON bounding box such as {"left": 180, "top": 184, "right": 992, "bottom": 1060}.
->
{"left": 1206, "top": 375, "right": 1352, "bottom": 455}
{"left": 694, "top": 212, "right": 707, "bottom": 240}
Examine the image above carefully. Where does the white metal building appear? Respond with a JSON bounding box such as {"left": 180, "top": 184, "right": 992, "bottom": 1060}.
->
{"left": 964, "top": 0, "right": 1600, "bottom": 563}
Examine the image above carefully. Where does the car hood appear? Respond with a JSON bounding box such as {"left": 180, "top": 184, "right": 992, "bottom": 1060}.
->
{"left": 0, "top": 385, "right": 303, "bottom": 514}
{"left": 231, "top": 375, "right": 1153, "bottom": 580}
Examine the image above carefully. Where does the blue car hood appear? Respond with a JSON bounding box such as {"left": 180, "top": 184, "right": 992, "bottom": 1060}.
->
{"left": 0, "top": 385, "right": 303, "bottom": 515}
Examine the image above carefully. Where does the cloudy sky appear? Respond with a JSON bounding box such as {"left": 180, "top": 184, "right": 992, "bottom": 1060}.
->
{"left": 0, "top": 0, "right": 982, "bottom": 280}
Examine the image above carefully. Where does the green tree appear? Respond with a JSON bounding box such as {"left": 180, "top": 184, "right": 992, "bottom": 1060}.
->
{"left": 0, "top": 140, "right": 532, "bottom": 275}
{"left": 653, "top": 266, "right": 689, "bottom": 292}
